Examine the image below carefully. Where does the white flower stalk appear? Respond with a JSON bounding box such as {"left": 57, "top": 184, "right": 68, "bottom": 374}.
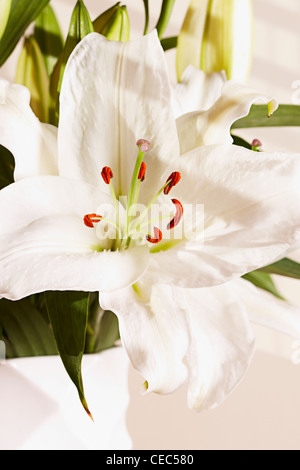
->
{"left": 1, "top": 32, "right": 300, "bottom": 410}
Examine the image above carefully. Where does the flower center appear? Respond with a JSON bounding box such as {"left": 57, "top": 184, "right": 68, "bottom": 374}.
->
{"left": 83, "top": 139, "right": 183, "bottom": 250}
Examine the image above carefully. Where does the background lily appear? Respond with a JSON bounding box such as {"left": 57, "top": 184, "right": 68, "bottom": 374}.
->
{"left": 1, "top": 31, "right": 300, "bottom": 410}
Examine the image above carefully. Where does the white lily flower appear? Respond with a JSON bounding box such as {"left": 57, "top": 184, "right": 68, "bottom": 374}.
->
{"left": 1, "top": 32, "right": 300, "bottom": 410}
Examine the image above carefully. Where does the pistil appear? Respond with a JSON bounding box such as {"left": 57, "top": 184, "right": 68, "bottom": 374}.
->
{"left": 83, "top": 138, "right": 184, "bottom": 250}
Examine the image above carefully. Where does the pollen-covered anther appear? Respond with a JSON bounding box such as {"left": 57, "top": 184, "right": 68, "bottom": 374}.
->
{"left": 164, "top": 172, "right": 181, "bottom": 195}
{"left": 138, "top": 162, "right": 147, "bottom": 182}
{"left": 146, "top": 227, "right": 163, "bottom": 244}
{"left": 167, "top": 199, "right": 184, "bottom": 230}
{"left": 83, "top": 213, "right": 103, "bottom": 228}
{"left": 136, "top": 139, "right": 151, "bottom": 153}
{"left": 101, "top": 166, "right": 113, "bottom": 184}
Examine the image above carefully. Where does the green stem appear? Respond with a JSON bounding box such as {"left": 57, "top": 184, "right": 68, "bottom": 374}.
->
{"left": 142, "top": 0, "right": 149, "bottom": 35}
{"left": 155, "top": 0, "right": 176, "bottom": 39}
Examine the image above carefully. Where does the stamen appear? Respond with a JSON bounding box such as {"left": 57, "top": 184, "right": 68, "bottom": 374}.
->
{"left": 101, "top": 166, "right": 113, "bottom": 184}
{"left": 146, "top": 227, "right": 163, "bottom": 244}
{"left": 138, "top": 162, "right": 147, "bottom": 182}
{"left": 167, "top": 199, "right": 184, "bottom": 230}
{"left": 136, "top": 139, "right": 151, "bottom": 153}
{"left": 164, "top": 172, "right": 181, "bottom": 195}
{"left": 84, "top": 213, "right": 103, "bottom": 228}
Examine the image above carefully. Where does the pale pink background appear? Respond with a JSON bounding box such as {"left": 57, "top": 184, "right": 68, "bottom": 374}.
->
{"left": 2, "top": 0, "right": 300, "bottom": 450}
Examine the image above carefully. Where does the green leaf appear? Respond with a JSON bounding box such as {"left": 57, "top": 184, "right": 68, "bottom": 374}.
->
{"left": 0, "top": 0, "right": 51, "bottom": 66}
{"left": 141, "top": 0, "right": 149, "bottom": 35}
{"left": 54, "top": 0, "right": 94, "bottom": 122}
{"left": 45, "top": 291, "right": 92, "bottom": 419}
{"left": 242, "top": 271, "right": 285, "bottom": 300}
{"left": 161, "top": 35, "right": 177, "bottom": 51}
{"left": 155, "top": 0, "right": 176, "bottom": 39}
{"left": 259, "top": 258, "right": 300, "bottom": 280}
{"left": 231, "top": 134, "right": 252, "bottom": 150}
{"left": 85, "top": 295, "right": 120, "bottom": 354}
{"left": 34, "top": 5, "right": 64, "bottom": 77}
{"left": 0, "top": 145, "right": 14, "bottom": 190}
{"left": 0, "top": 298, "right": 58, "bottom": 358}
{"left": 0, "top": 0, "right": 12, "bottom": 41}
{"left": 232, "top": 104, "right": 300, "bottom": 129}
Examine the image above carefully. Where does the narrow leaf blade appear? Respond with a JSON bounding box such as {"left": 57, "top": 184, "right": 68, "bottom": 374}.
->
{"left": 0, "top": 145, "right": 14, "bottom": 190}
{"left": 242, "top": 271, "right": 285, "bottom": 300}
{"left": 0, "top": 0, "right": 12, "bottom": 40}
{"left": 45, "top": 291, "right": 92, "bottom": 418}
{"left": 259, "top": 258, "right": 300, "bottom": 280}
{"left": 0, "top": 0, "right": 51, "bottom": 66}
{"left": 232, "top": 104, "right": 300, "bottom": 129}
{"left": 0, "top": 298, "right": 58, "bottom": 358}
{"left": 161, "top": 35, "right": 177, "bottom": 51}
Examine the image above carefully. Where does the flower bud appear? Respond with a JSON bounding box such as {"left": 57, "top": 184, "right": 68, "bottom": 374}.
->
{"left": 93, "top": 3, "right": 130, "bottom": 42}
{"left": 15, "top": 36, "right": 49, "bottom": 123}
{"left": 177, "top": 0, "right": 253, "bottom": 82}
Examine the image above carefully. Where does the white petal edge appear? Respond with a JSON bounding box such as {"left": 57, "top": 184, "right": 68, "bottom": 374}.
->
{"left": 172, "top": 66, "right": 227, "bottom": 118}
{"left": 176, "top": 80, "right": 278, "bottom": 154}
{"left": 236, "top": 278, "right": 300, "bottom": 339}
{"left": 100, "top": 281, "right": 189, "bottom": 395}
{"left": 58, "top": 31, "right": 180, "bottom": 200}
{"left": 0, "top": 79, "right": 58, "bottom": 180}
{"left": 148, "top": 144, "right": 300, "bottom": 288}
{"left": 0, "top": 176, "right": 150, "bottom": 299}
{"left": 181, "top": 285, "right": 255, "bottom": 411}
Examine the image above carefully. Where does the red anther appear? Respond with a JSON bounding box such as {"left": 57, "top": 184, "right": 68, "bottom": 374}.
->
{"left": 167, "top": 199, "right": 184, "bottom": 230}
{"left": 101, "top": 166, "right": 113, "bottom": 184}
{"left": 146, "top": 227, "right": 163, "bottom": 244}
{"left": 138, "top": 162, "right": 147, "bottom": 182}
{"left": 84, "top": 213, "right": 102, "bottom": 228}
{"left": 136, "top": 139, "right": 151, "bottom": 153}
{"left": 164, "top": 172, "right": 181, "bottom": 195}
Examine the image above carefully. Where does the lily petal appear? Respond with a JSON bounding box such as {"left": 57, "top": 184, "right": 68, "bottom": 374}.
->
{"left": 181, "top": 285, "right": 255, "bottom": 411}
{"left": 0, "top": 177, "right": 149, "bottom": 299}
{"left": 236, "top": 278, "right": 300, "bottom": 339}
{"left": 100, "top": 281, "right": 189, "bottom": 395}
{"left": 0, "top": 79, "right": 58, "bottom": 180}
{"left": 150, "top": 145, "right": 300, "bottom": 288}
{"left": 58, "top": 31, "right": 180, "bottom": 198}
{"left": 172, "top": 66, "right": 227, "bottom": 118}
{"left": 176, "top": 80, "right": 278, "bottom": 154}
